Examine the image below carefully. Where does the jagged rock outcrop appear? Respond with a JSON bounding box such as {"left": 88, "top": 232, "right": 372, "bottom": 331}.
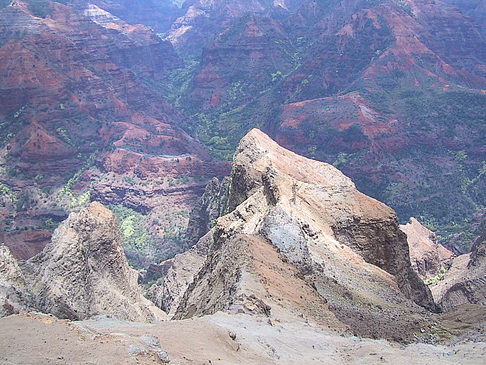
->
{"left": 0, "top": 245, "right": 29, "bottom": 317}
{"left": 166, "top": 129, "right": 437, "bottom": 342}
{"left": 401, "top": 217, "right": 454, "bottom": 280}
{"left": 0, "top": 202, "right": 165, "bottom": 322}
{"left": 432, "top": 228, "right": 486, "bottom": 311}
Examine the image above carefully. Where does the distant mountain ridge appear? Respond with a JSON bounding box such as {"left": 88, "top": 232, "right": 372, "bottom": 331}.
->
{"left": 0, "top": 0, "right": 484, "bottom": 262}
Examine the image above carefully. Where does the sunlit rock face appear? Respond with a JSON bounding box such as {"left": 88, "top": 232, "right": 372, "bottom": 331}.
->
{"left": 155, "top": 129, "right": 437, "bottom": 342}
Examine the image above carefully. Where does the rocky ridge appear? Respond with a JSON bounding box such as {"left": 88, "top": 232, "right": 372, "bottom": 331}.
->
{"left": 0, "top": 202, "right": 164, "bottom": 322}
{"left": 173, "top": 0, "right": 486, "bottom": 252}
{"left": 157, "top": 129, "right": 437, "bottom": 342}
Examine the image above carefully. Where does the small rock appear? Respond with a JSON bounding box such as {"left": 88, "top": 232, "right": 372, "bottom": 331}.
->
{"left": 156, "top": 350, "right": 170, "bottom": 363}
{"left": 228, "top": 331, "right": 237, "bottom": 341}
{"left": 128, "top": 344, "right": 148, "bottom": 356}
{"left": 141, "top": 335, "right": 160, "bottom": 348}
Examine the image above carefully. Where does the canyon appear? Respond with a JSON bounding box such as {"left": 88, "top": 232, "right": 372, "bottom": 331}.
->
{"left": 0, "top": 0, "right": 485, "bottom": 363}
{"left": 1, "top": 129, "right": 486, "bottom": 363}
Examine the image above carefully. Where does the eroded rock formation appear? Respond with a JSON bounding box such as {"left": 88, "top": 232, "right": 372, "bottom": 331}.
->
{"left": 431, "top": 227, "right": 486, "bottom": 311}
{"left": 158, "top": 129, "right": 437, "bottom": 342}
{"left": 0, "top": 202, "right": 165, "bottom": 322}
{"left": 401, "top": 217, "right": 454, "bottom": 280}
{"left": 185, "top": 176, "right": 230, "bottom": 247}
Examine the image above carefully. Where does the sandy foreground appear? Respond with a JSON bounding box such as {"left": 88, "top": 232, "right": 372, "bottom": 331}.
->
{"left": 1, "top": 311, "right": 485, "bottom": 365}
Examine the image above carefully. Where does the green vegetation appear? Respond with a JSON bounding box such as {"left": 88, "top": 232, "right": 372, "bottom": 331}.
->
{"left": 25, "top": 0, "right": 69, "bottom": 18}
{"left": 108, "top": 202, "right": 189, "bottom": 269}
{"left": 42, "top": 217, "right": 59, "bottom": 231}
{"left": 111, "top": 205, "right": 153, "bottom": 250}
{"left": 351, "top": 86, "right": 486, "bottom": 250}
{"left": 2, "top": 217, "right": 13, "bottom": 230}
{"left": 73, "top": 190, "right": 91, "bottom": 207}
{"left": 26, "top": 0, "right": 53, "bottom": 18}
{"left": 13, "top": 106, "right": 26, "bottom": 119}
{"left": 123, "top": 176, "right": 135, "bottom": 186}
{"left": 0, "top": 182, "right": 11, "bottom": 196}
{"left": 0, "top": 106, "right": 29, "bottom": 146}
{"left": 56, "top": 127, "right": 73, "bottom": 146}
{"left": 429, "top": 327, "right": 454, "bottom": 342}
{"left": 15, "top": 191, "right": 35, "bottom": 212}
{"left": 166, "top": 60, "right": 200, "bottom": 110}
{"left": 425, "top": 267, "right": 447, "bottom": 286}
{"left": 34, "top": 174, "right": 44, "bottom": 184}
{"left": 57, "top": 151, "right": 97, "bottom": 206}
{"left": 109, "top": 204, "right": 181, "bottom": 269}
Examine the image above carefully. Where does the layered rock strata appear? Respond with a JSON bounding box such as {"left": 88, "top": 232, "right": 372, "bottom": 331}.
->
{"left": 431, "top": 228, "right": 486, "bottom": 311}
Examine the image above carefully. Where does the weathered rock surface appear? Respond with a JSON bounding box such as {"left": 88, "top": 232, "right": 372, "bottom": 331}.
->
{"left": 432, "top": 228, "right": 486, "bottom": 311}
{"left": 401, "top": 217, "right": 454, "bottom": 280}
{"left": 0, "top": 202, "right": 165, "bottom": 322}
{"left": 147, "top": 231, "right": 212, "bottom": 317}
{"left": 185, "top": 176, "right": 230, "bottom": 247}
{"left": 0, "top": 245, "right": 29, "bottom": 317}
{"left": 164, "top": 129, "right": 437, "bottom": 341}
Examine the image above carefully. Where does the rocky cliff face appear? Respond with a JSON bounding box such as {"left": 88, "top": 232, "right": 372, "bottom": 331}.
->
{"left": 161, "top": 129, "right": 437, "bottom": 342}
{"left": 0, "top": 245, "right": 29, "bottom": 317}
{"left": 184, "top": 176, "right": 230, "bottom": 247}
{"left": 146, "top": 231, "right": 212, "bottom": 317}
{"left": 431, "top": 227, "right": 486, "bottom": 311}
{"left": 401, "top": 217, "right": 454, "bottom": 280}
{"left": 0, "top": 202, "right": 165, "bottom": 322}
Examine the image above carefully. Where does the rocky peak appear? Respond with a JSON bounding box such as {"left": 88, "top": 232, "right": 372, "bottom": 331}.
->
{"left": 168, "top": 129, "right": 437, "bottom": 342}
{"left": 0, "top": 202, "right": 165, "bottom": 322}
{"left": 227, "top": 130, "right": 423, "bottom": 283}
{"left": 228, "top": 128, "right": 356, "bottom": 210}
